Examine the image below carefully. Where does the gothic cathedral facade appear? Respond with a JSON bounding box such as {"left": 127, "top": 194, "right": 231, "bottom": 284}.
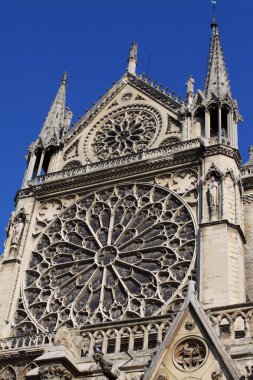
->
{"left": 0, "top": 18, "right": 253, "bottom": 380}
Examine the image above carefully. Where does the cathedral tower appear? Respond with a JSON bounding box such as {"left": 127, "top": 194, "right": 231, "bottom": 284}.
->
{"left": 0, "top": 14, "right": 253, "bottom": 380}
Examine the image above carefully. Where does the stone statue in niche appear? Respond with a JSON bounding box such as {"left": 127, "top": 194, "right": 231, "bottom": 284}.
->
{"left": 9, "top": 215, "right": 25, "bottom": 257}
{"left": 207, "top": 174, "right": 219, "bottom": 221}
{"left": 11, "top": 218, "right": 24, "bottom": 245}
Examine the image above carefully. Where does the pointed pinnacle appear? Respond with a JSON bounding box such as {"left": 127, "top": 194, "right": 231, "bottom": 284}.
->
{"left": 62, "top": 71, "right": 68, "bottom": 84}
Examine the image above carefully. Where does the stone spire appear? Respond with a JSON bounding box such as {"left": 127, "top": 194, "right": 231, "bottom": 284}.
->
{"left": 39, "top": 72, "right": 71, "bottom": 148}
{"left": 204, "top": 21, "right": 231, "bottom": 99}
{"left": 127, "top": 42, "right": 138, "bottom": 75}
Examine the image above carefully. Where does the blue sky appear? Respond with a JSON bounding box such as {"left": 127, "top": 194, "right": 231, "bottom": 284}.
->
{"left": 0, "top": 0, "right": 253, "bottom": 248}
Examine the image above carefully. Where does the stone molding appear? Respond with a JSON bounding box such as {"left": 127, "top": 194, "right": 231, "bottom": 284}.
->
{"left": 204, "top": 144, "right": 241, "bottom": 167}
{"left": 199, "top": 220, "right": 246, "bottom": 244}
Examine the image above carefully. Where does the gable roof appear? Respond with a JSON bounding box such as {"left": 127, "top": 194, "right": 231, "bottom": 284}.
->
{"left": 143, "top": 281, "right": 240, "bottom": 380}
{"left": 63, "top": 72, "right": 184, "bottom": 146}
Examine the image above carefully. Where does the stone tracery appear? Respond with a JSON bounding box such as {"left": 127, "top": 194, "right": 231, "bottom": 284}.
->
{"left": 85, "top": 105, "right": 162, "bottom": 162}
{"left": 23, "top": 184, "right": 196, "bottom": 332}
{"left": 173, "top": 337, "right": 207, "bottom": 371}
{"left": 92, "top": 109, "right": 157, "bottom": 160}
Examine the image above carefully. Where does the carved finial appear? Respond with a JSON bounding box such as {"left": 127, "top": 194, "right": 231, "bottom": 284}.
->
{"left": 210, "top": 0, "right": 217, "bottom": 29}
{"left": 62, "top": 71, "right": 68, "bottom": 84}
{"left": 127, "top": 41, "right": 138, "bottom": 75}
{"left": 186, "top": 75, "right": 194, "bottom": 108}
{"left": 186, "top": 75, "right": 194, "bottom": 95}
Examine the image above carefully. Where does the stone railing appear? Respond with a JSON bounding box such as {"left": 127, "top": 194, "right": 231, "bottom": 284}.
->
{"left": 28, "top": 139, "right": 203, "bottom": 187}
{"left": 80, "top": 319, "right": 172, "bottom": 356}
{"left": 209, "top": 304, "right": 253, "bottom": 341}
{"left": 241, "top": 165, "right": 253, "bottom": 177}
{"left": 0, "top": 332, "right": 55, "bottom": 351}
{"left": 0, "top": 318, "right": 173, "bottom": 355}
{"left": 1, "top": 305, "right": 253, "bottom": 356}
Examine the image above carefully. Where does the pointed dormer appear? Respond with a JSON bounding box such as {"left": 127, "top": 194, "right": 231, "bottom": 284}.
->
{"left": 22, "top": 73, "right": 72, "bottom": 187}
{"left": 192, "top": 18, "right": 240, "bottom": 148}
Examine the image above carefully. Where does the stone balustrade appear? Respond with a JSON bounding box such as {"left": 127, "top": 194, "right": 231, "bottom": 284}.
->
{"left": 2, "top": 306, "right": 252, "bottom": 356}
{"left": 210, "top": 304, "right": 253, "bottom": 341}
{"left": 28, "top": 139, "right": 202, "bottom": 187}
{"left": 0, "top": 332, "right": 55, "bottom": 351}
{"left": 241, "top": 165, "right": 253, "bottom": 177}
{"left": 0, "top": 319, "right": 172, "bottom": 355}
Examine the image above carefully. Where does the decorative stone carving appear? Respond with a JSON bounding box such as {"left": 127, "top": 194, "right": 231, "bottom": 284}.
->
{"left": 11, "top": 218, "right": 24, "bottom": 246}
{"left": 23, "top": 183, "right": 196, "bottom": 331}
{"left": 54, "top": 326, "right": 87, "bottom": 358}
{"left": 91, "top": 109, "right": 158, "bottom": 160}
{"left": 62, "top": 160, "right": 82, "bottom": 170}
{"left": 37, "top": 199, "right": 62, "bottom": 222}
{"left": 185, "top": 320, "right": 195, "bottom": 331}
{"left": 156, "top": 375, "right": 168, "bottom": 380}
{"left": 160, "top": 137, "right": 181, "bottom": 146}
{"left": 173, "top": 337, "right": 207, "bottom": 371}
{"left": 121, "top": 93, "right": 133, "bottom": 102}
{"left": 166, "top": 115, "right": 182, "bottom": 134}
{"left": 170, "top": 170, "right": 198, "bottom": 195}
{"left": 135, "top": 95, "right": 145, "bottom": 101}
{"left": 211, "top": 369, "right": 223, "bottom": 379}
{"left": 93, "top": 346, "right": 120, "bottom": 379}
{"left": 207, "top": 173, "right": 220, "bottom": 221}
{"left": 208, "top": 176, "right": 219, "bottom": 208}
{"left": 84, "top": 105, "right": 162, "bottom": 162}
{"left": 155, "top": 169, "right": 198, "bottom": 207}
{"left": 32, "top": 221, "right": 47, "bottom": 237}
{"left": 62, "top": 194, "right": 78, "bottom": 208}
{"left": 63, "top": 139, "right": 79, "bottom": 161}
{"left": 39, "top": 365, "right": 72, "bottom": 380}
{"left": 109, "top": 101, "right": 119, "bottom": 109}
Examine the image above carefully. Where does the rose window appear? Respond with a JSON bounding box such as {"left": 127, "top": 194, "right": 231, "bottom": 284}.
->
{"left": 24, "top": 184, "right": 196, "bottom": 332}
{"left": 91, "top": 108, "right": 159, "bottom": 160}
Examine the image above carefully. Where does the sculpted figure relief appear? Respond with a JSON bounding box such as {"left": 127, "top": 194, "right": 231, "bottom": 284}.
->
{"left": 207, "top": 174, "right": 220, "bottom": 221}
{"left": 208, "top": 176, "right": 219, "bottom": 208}
{"left": 11, "top": 218, "right": 24, "bottom": 246}
{"left": 54, "top": 326, "right": 87, "bottom": 358}
{"left": 93, "top": 346, "right": 121, "bottom": 380}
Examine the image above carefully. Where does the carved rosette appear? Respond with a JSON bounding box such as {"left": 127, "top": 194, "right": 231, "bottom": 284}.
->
{"left": 20, "top": 184, "right": 196, "bottom": 332}
{"left": 85, "top": 105, "right": 162, "bottom": 162}
{"left": 173, "top": 337, "right": 208, "bottom": 371}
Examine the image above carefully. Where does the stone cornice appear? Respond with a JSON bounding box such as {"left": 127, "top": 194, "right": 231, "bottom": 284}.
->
{"left": 204, "top": 144, "right": 241, "bottom": 168}
{"left": 199, "top": 220, "right": 246, "bottom": 244}
{"left": 128, "top": 73, "right": 182, "bottom": 114}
